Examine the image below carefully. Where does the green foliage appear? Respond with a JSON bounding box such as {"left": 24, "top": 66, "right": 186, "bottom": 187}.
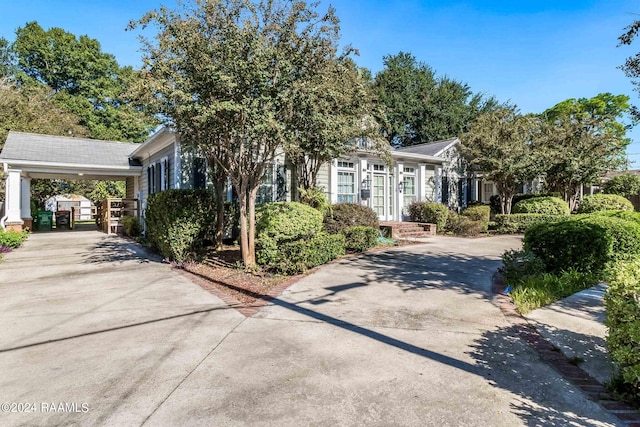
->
{"left": 446, "top": 211, "right": 484, "bottom": 236}
{"left": 512, "top": 196, "right": 570, "bottom": 215}
{"left": 256, "top": 202, "right": 323, "bottom": 267}
{"left": 524, "top": 215, "right": 640, "bottom": 273}
{"left": 461, "top": 205, "right": 490, "bottom": 232}
{"left": 422, "top": 202, "right": 449, "bottom": 232}
{"left": 542, "top": 93, "right": 630, "bottom": 210}
{"left": 461, "top": 108, "right": 541, "bottom": 214}
{"left": 323, "top": 203, "right": 379, "bottom": 234}
{"left": 372, "top": 51, "right": 501, "bottom": 147}
{"left": 342, "top": 226, "right": 378, "bottom": 253}
{"left": 495, "top": 213, "right": 565, "bottom": 234}
{"left": 408, "top": 201, "right": 426, "bottom": 222}
{"left": 121, "top": 216, "right": 141, "bottom": 238}
{"left": 145, "top": 189, "right": 216, "bottom": 262}
{"left": 620, "top": 19, "right": 640, "bottom": 121}
{"left": 605, "top": 257, "right": 640, "bottom": 403}
{"left": 509, "top": 269, "right": 599, "bottom": 314}
{"left": 577, "top": 194, "right": 634, "bottom": 213}
{"left": 0, "top": 229, "right": 28, "bottom": 248}
{"left": 11, "top": 21, "right": 156, "bottom": 142}
{"left": 500, "top": 249, "right": 547, "bottom": 285}
{"left": 264, "top": 232, "right": 345, "bottom": 275}
{"left": 298, "top": 187, "right": 331, "bottom": 215}
{"left": 593, "top": 210, "right": 640, "bottom": 225}
{"left": 223, "top": 201, "right": 240, "bottom": 243}
{"left": 602, "top": 173, "right": 640, "bottom": 197}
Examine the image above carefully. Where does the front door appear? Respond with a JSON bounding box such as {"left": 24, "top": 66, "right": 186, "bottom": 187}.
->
{"left": 372, "top": 172, "right": 394, "bottom": 221}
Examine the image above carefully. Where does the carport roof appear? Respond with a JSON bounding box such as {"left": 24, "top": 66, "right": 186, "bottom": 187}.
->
{"left": 0, "top": 132, "right": 139, "bottom": 167}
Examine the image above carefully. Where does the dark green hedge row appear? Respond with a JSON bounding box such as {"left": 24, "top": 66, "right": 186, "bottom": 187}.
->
{"left": 512, "top": 196, "right": 570, "bottom": 215}
{"left": 494, "top": 213, "right": 566, "bottom": 234}
{"left": 524, "top": 215, "right": 640, "bottom": 273}
{"left": 342, "top": 225, "right": 378, "bottom": 253}
{"left": 605, "top": 257, "right": 640, "bottom": 402}
{"left": 145, "top": 189, "right": 217, "bottom": 262}
{"left": 407, "top": 201, "right": 448, "bottom": 232}
{"left": 461, "top": 205, "right": 490, "bottom": 232}
{"left": 323, "top": 203, "right": 379, "bottom": 234}
{"left": 577, "top": 194, "right": 634, "bottom": 213}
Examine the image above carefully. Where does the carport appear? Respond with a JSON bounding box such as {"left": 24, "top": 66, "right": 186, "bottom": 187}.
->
{"left": 0, "top": 131, "right": 142, "bottom": 231}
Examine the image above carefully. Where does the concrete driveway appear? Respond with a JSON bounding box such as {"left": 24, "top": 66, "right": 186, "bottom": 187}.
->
{"left": 0, "top": 231, "right": 622, "bottom": 426}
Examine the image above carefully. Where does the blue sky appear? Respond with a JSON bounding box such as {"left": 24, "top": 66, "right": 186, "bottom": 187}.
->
{"left": 2, "top": 0, "right": 640, "bottom": 166}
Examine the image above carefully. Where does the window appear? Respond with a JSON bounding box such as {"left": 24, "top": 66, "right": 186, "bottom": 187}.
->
{"left": 483, "top": 183, "right": 494, "bottom": 203}
{"left": 257, "top": 165, "right": 274, "bottom": 204}
{"left": 373, "top": 164, "right": 385, "bottom": 171}
{"left": 403, "top": 176, "right": 416, "bottom": 208}
{"left": 337, "top": 171, "right": 355, "bottom": 203}
{"left": 337, "top": 161, "right": 354, "bottom": 169}
{"left": 442, "top": 177, "right": 450, "bottom": 204}
{"left": 403, "top": 167, "right": 415, "bottom": 174}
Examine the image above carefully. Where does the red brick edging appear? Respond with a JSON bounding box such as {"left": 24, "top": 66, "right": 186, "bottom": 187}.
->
{"left": 491, "top": 272, "right": 640, "bottom": 426}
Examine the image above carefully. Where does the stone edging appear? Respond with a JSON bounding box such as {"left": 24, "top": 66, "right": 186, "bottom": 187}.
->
{"left": 491, "top": 272, "right": 640, "bottom": 426}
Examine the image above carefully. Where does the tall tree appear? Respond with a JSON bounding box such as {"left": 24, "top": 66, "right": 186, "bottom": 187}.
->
{"left": 541, "top": 93, "right": 631, "bottom": 210}
{"left": 131, "top": 0, "right": 353, "bottom": 268}
{"left": 619, "top": 17, "right": 640, "bottom": 120}
{"left": 461, "top": 107, "right": 540, "bottom": 214}
{"left": 11, "top": 21, "right": 156, "bottom": 142}
{"left": 373, "top": 52, "right": 502, "bottom": 147}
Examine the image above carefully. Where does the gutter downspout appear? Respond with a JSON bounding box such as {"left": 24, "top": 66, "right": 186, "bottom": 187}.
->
{"left": 1, "top": 163, "right": 8, "bottom": 230}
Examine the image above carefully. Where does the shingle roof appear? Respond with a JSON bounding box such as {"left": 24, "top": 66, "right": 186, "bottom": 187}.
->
{"left": 394, "top": 138, "right": 459, "bottom": 157}
{"left": 0, "top": 132, "right": 139, "bottom": 167}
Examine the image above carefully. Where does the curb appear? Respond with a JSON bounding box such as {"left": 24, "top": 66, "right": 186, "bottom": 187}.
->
{"left": 491, "top": 272, "right": 640, "bottom": 426}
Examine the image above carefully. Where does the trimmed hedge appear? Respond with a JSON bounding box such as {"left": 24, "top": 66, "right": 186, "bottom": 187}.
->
{"left": 490, "top": 192, "right": 562, "bottom": 215}
{"left": 524, "top": 215, "right": 640, "bottom": 273}
{"left": 446, "top": 211, "right": 484, "bottom": 236}
{"left": 408, "top": 201, "right": 426, "bottom": 222}
{"left": 256, "top": 202, "right": 323, "bottom": 267}
{"left": 145, "top": 189, "right": 217, "bottom": 262}
{"left": 605, "top": 257, "right": 640, "bottom": 402}
{"left": 342, "top": 226, "right": 378, "bottom": 253}
{"left": 462, "top": 205, "right": 490, "bottom": 232}
{"left": 407, "top": 201, "right": 448, "bottom": 232}
{"left": 593, "top": 210, "right": 640, "bottom": 225}
{"left": 577, "top": 194, "right": 634, "bottom": 214}
{"left": 121, "top": 216, "right": 142, "bottom": 237}
{"left": 494, "top": 214, "right": 565, "bottom": 234}
{"left": 513, "top": 196, "right": 570, "bottom": 215}
{"left": 323, "top": 203, "right": 378, "bottom": 234}
{"left": 264, "top": 232, "right": 345, "bottom": 274}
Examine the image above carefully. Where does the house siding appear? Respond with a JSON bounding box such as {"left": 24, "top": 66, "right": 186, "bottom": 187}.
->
{"left": 141, "top": 143, "right": 176, "bottom": 206}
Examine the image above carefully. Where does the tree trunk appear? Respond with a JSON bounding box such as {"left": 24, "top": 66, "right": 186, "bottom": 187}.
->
{"left": 247, "top": 186, "right": 258, "bottom": 267}
{"left": 237, "top": 181, "right": 250, "bottom": 267}
{"left": 213, "top": 174, "right": 225, "bottom": 251}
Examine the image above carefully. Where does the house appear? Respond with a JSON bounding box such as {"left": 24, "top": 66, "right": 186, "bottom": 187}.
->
{"left": 0, "top": 129, "right": 495, "bottom": 231}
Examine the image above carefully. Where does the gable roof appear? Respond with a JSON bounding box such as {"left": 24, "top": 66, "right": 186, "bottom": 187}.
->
{"left": 394, "top": 138, "right": 459, "bottom": 157}
{"left": 0, "top": 131, "right": 139, "bottom": 168}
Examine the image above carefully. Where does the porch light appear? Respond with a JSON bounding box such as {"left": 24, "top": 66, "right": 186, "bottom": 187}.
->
{"left": 78, "top": 173, "right": 84, "bottom": 176}
{"left": 398, "top": 181, "right": 404, "bottom": 192}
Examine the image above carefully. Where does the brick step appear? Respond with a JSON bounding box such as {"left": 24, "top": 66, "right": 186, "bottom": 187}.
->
{"left": 395, "top": 231, "right": 433, "bottom": 238}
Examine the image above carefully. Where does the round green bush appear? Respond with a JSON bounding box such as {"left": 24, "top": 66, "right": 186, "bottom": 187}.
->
{"left": 264, "top": 232, "right": 345, "bottom": 274}
{"left": 524, "top": 214, "right": 640, "bottom": 273}
{"left": 256, "top": 202, "right": 323, "bottom": 267}
{"left": 512, "top": 196, "right": 570, "bottom": 215}
{"left": 323, "top": 203, "right": 379, "bottom": 234}
{"left": 407, "top": 201, "right": 426, "bottom": 222}
{"left": 423, "top": 202, "right": 448, "bottom": 232}
{"left": 462, "top": 205, "right": 490, "bottom": 232}
{"left": 577, "top": 194, "right": 634, "bottom": 214}
{"left": 342, "top": 226, "right": 378, "bottom": 253}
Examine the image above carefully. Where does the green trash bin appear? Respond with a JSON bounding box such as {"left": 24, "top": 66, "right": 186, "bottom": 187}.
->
{"left": 37, "top": 210, "right": 53, "bottom": 231}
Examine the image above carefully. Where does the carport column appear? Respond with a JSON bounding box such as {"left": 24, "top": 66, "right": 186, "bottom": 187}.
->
{"left": 4, "top": 169, "right": 24, "bottom": 231}
{"left": 20, "top": 177, "right": 32, "bottom": 230}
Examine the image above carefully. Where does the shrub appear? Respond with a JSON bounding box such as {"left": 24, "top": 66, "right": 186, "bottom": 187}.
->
{"left": 577, "top": 194, "right": 634, "bottom": 214}
{"left": 223, "top": 201, "right": 240, "bottom": 243}
{"left": 121, "top": 216, "right": 141, "bottom": 237}
{"left": 342, "top": 226, "right": 378, "bottom": 253}
{"left": 513, "top": 196, "right": 570, "bottom": 215}
{"left": 298, "top": 187, "right": 331, "bottom": 215}
{"left": 592, "top": 210, "right": 640, "bottom": 225}
{"left": 524, "top": 215, "right": 640, "bottom": 273}
{"left": 266, "top": 232, "right": 345, "bottom": 274}
{"left": 601, "top": 173, "right": 640, "bottom": 197}
{"left": 462, "top": 205, "right": 490, "bottom": 232}
{"left": 499, "top": 249, "right": 546, "bottom": 285}
{"left": 605, "top": 257, "right": 640, "bottom": 403}
{"left": 145, "top": 189, "right": 217, "bottom": 262}
{"left": 490, "top": 192, "right": 563, "bottom": 215}
{"left": 0, "top": 230, "right": 28, "bottom": 248}
{"left": 407, "top": 200, "right": 426, "bottom": 222}
{"left": 256, "top": 202, "right": 323, "bottom": 267}
{"left": 446, "top": 211, "right": 483, "bottom": 236}
{"left": 423, "top": 202, "right": 448, "bottom": 232}
{"left": 323, "top": 203, "right": 378, "bottom": 234}
{"left": 494, "top": 214, "right": 564, "bottom": 234}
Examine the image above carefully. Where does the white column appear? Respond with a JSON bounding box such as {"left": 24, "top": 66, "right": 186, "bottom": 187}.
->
{"left": 329, "top": 159, "right": 338, "bottom": 204}
{"left": 5, "top": 169, "right": 24, "bottom": 226}
{"left": 419, "top": 164, "right": 426, "bottom": 202}
{"left": 358, "top": 158, "right": 368, "bottom": 205}
{"left": 434, "top": 166, "right": 442, "bottom": 203}
{"left": 395, "top": 162, "right": 403, "bottom": 221}
{"left": 20, "top": 177, "right": 31, "bottom": 220}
